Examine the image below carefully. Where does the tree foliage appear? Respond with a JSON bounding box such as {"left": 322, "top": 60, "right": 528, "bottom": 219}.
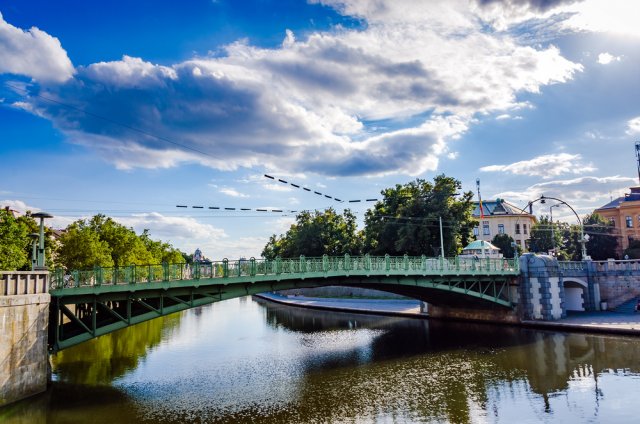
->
{"left": 262, "top": 208, "right": 363, "bottom": 259}
{"left": 363, "top": 175, "right": 475, "bottom": 256}
{"left": 528, "top": 216, "right": 564, "bottom": 255}
{"left": 57, "top": 214, "right": 186, "bottom": 269}
{"left": 624, "top": 240, "right": 640, "bottom": 260}
{"left": 491, "top": 233, "right": 521, "bottom": 258}
{"left": 0, "top": 209, "right": 29, "bottom": 270}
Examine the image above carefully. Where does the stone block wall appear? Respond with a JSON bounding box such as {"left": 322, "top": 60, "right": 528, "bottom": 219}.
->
{"left": 519, "top": 254, "right": 565, "bottom": 321}
{"left": 0, "top": 272, "right": 50, "bottom": 407}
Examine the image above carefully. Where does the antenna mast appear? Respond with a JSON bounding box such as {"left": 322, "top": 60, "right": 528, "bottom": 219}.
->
{"left": 636, "top": 142, "right": 640, "bottom": 184}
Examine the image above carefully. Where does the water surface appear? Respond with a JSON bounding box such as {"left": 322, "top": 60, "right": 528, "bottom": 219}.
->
{"left": 3, "top": 296, "right": 640, "bottom": 423}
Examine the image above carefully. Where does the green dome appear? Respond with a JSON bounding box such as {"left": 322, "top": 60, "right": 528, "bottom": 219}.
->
{"left": 463, "top": 240, "right": 500, "bottom": 251}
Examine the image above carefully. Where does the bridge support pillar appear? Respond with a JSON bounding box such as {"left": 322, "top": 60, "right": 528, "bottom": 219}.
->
{"left": 519, "top": 254, "right": 564, "bottom": 320}
{"left": 0, "top": 271, "right": 50, "bottom": 407}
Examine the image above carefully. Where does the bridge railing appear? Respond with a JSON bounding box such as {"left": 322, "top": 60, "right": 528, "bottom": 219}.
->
{"left": 50, "top": 255, "right": 519, "bottom": 290}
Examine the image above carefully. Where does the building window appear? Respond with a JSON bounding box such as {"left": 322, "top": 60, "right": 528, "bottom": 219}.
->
{"left": 515, "top": 223, "right": 520, "bottom": 234}
{"left": 626, "top": 216, "right": 633, "bottom": 228}
{"left": 473, "top": 227, "right": 479, "bottom": 236}
{"left": 523, "top": 224, "right": 527, "bottom": 235}
{"left": 483, "top": 221, "right": 490, "bottom": 235}
{"left": 498, "top": 224, "right": 505, "bottom": 234}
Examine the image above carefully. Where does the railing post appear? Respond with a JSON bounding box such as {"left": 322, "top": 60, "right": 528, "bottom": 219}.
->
{"left": 344, "top": 253, "right": 350, "bottom": 271}
{"left": 365, "top": 254, "right": 371, "bottom": 271}
{"left": 222, "top": 259, "right": 229, "bottom": 278}
{"left": 275, "top": 257, "right": 281, "bottom": 275}
{"left": 385, "top": 254, "right": 390, "bottom": 272}
{"left": 403, "top": 254, "right": 409, "bottom": 271}
{"left": 94, "top": 266, "right": 102, "bottom": 286}
{"left": 300, "top": 255, "right": 306, "bottom": 273}
{"left": 162, "top": 262, "right": 169, "bottom": 281}
{"left": 194, "top": 262, "right": 201, "bottom": 280}
{"left": 322, "top": 254, "right": 328, "bottom": 272}
{"left": 455, "top": 256, "right": 460, "bottom": 271}
{"left": 238, "top": 260, "right": 242, "bottom": 277}
{"left": 250, "top": 257, "right": 256, "bottom": 276}
{"left": 131, "top": 265, "right": 136, "bottom": 284}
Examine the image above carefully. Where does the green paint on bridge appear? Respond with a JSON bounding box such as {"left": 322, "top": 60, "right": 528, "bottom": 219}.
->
{"left": 48, "top": 255, "right": 519, "bottom": 352}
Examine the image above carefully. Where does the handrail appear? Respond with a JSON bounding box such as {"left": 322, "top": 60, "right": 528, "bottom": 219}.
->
{"left": 50, "top": 254, "right": 520, "bottom": 291}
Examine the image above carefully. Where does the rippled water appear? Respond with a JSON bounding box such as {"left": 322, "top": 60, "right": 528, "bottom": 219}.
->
{"left": 4, "top": 296, "right": 640, "bottom": 423}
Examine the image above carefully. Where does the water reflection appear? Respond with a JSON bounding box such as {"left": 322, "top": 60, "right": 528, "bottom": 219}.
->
{"left": 2, "top": 297, "right": 640, "bottom": 423}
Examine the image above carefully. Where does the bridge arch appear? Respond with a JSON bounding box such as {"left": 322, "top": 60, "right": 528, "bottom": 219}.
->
{"left": 562, "top": 278, "right": 588, "bottom": 312}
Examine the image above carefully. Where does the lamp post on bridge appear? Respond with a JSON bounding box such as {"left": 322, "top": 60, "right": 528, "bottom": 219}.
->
{"left": 31, "top": 212, "right": 53, "bottom": 270}
{"left": 549, "top": 203, "right": 562, "bottom": 256}
{"left": 517, "top": 195, "right": 589, "bottom": 260}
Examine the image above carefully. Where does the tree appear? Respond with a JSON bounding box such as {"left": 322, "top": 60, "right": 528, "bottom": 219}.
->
{"left": 262, "top": 208, "right": 363, "bottom": 259}
{"left": 58, "top": 222, "right": 114, "bottom": 269}
{"left": 363, "top": 175, "right": 475, "bottom": 256}
{"left": 561, "top": 213, "right": 618, "bottom": 260}
{"left": 491, "top": 233, "right": 521, "bottom": 258}
{"left": 624, "top": 240, "right": 640, "bottom": 259}
{"left": 528, "top": 216, "right": 564, "bottom": 255}
{"left": 0, "top": 209, "right": 29, "bottom": 270}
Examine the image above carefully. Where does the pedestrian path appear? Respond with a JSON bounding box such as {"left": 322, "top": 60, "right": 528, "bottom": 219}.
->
{"left": 256, "top": 292, "right": 640, "bottom": 336}
{"left": 254, "top": 292, "right": 424, "bottom": 318}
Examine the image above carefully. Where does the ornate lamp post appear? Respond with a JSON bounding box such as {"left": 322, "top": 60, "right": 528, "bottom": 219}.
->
{"left": 518, "top": 195, "right": 589, "bottom": 260}
{"left": 549, "top": 203, "right": 562, "bottom": 255}
{"left": 29, "top": 233, "right": 39, "bottom": 270}
{"left": 31, "top": 212, "right": 53, "bottom": 270}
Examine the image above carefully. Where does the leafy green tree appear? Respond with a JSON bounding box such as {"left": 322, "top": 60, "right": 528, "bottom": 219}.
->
{"left": 88, "top": 215, "right": 154, "bottom": 266}
{"left": 140, "top": 230, "right": 185, "bottom": 263}
{"left": 58, "top": 222, "right": 114, "bottom": 269}
{"left": 491, "top": 233, "right": 521, "bottom": 258}
{"left": 624, "top": 240, "right": 640, "bottom": 259}
{"left": 562, "top": 213, "right": 618, "bottom": 260}
{"left": 262, "top": 208, "right": 363, "bottom": 259}
{"left": 363, "top": 175, "right": 475, "bottom": 256}
{"left": 0, "top": 209, "right": 29, "bottom": 270}
{"left": 528, "top": 216, "right": 564, "bottom": 255}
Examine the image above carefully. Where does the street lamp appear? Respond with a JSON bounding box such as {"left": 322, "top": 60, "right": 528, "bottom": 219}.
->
{"left": 31, "top": 212, "right": 53, "bottom": 270}
{"left": 549, "top": 203, "right": 562, "bottom": 255}
{"left": 28, "top": 233, "right": 39, "bottom": 270}
{"left": 519, "top": 195, "right": 589, "bottom": 260}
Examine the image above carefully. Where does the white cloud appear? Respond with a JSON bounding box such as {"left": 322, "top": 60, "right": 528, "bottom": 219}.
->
{"left": 597, "top": 52, "right": 621, "bottom": 65}
{"left": 6, "top": 2, "right": 583, "bottom": 176}
{"left": 0, "top": 12, "right": 74, "bottom": 82}
{"left": 219, "top": 187, "right": 249, "bottom": 198}
{"left": 480, "top": 153, "right": 596, "bottom": 179}
{"left": 563, "top": 0, "right": 640, "bottom": 38}
{"left": 492, "top": 175, "right": 638, "bottom": 212}
{"left": 627, "top": 116, "right": 640, "bottom": 135}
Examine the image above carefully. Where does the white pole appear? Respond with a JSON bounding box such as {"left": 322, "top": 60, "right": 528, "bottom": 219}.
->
{"left": 439, "top": 216, "right": 445, "bottom": 260}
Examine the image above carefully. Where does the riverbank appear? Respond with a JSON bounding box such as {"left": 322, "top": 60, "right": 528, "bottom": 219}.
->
{"left": 254, "top": 292, "right": 640, "bottom": 336}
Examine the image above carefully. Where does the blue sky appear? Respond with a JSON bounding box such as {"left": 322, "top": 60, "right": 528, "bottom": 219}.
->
{"left": 1, "top": 0, "right": 640, "bottom": 259}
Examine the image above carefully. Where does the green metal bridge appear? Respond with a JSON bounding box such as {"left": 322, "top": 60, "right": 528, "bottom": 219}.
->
{"left": 48, "top": 255, "right": 520, "bottom": 352}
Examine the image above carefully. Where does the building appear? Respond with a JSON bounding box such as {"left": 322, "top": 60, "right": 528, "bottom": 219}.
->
{"left": 594, "top": 186, "right": 640, "bottom": 255}
{"left": 472, "top": 200, "right": 536, "bottom": 251}
{"left": 460, "top": 240, "right": 502, "bottom": 258}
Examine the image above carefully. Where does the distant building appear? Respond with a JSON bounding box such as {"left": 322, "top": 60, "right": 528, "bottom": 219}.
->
{"left": 594, "top": 186, "right": 640, "bottom": 255}
{"left": 460, "top": 240, "right": 502, "bottom": 258}
{"left": 472, "top": 200, "right": 536, "bottom": 251}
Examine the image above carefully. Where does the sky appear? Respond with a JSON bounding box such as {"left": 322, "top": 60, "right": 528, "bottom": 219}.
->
{"left": 1, "top": 0, "right": 640, "bottom": 260}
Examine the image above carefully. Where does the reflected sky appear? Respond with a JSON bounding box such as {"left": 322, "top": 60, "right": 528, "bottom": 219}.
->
{"left": 4, "top": 297, "right": 640, "bottom": 423}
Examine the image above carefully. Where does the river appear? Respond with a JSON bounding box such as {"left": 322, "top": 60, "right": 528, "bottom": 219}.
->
{"left": 3, "top": 296, "right": 640, "bottom": 423}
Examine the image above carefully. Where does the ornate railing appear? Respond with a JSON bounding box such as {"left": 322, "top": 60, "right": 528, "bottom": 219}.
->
{"left": 50, "top": 254, "right": 519, "bottom": 290}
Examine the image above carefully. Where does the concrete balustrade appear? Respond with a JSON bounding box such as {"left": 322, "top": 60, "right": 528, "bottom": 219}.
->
{"left": 0, "top": 271, "right": 50, "bottom": 407}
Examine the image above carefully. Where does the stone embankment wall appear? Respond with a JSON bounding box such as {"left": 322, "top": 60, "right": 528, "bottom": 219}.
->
{"left": 0, "top": 272, "right": 50, "bottom": 407}
{"left": 590, "top": 261, "right": 640, "bottom": 309}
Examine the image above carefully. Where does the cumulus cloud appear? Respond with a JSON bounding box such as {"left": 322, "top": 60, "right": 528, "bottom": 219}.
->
{"left": 219, "top": 187, "right": 249, "bottom": 198}
{"left": 0, "top": 12, "right": 74, "bottom": 82}
{"left": 627, "top": 116, "right": 640, "bottom": 135}
{"left": 480, "top": 153, "right": 595, "bottom": 178}
{"left": 5, "top": 2, "right": 584, "bottom": 176}
{"left": 492, "top": 175, "right": 637, "bottom": 211}
{"left": 597, "top": 52, "right": 621, "bottom": 65}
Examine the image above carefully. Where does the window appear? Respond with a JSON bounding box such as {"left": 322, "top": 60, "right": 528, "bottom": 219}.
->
{"left": 473, "top": 227, "right": 479, "bottom": 236}
{"left": 626, "top": 216, "right": 633, "bottom": 228}
{"left": 498, "top": 224, "right": 505, "bottom": 234}
{"left": 483, "top": 221, "right": 490, "bottom": 235}
{"left": 523, "top": 224, "right": 528, "bottom": 235}
{"left": 515, "top": 223, "right": 521, "bottom": 234}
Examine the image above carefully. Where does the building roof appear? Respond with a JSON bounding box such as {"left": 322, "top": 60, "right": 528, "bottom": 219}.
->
{"left": 472, "top": 200, "right": 530, "bottom": 217}
{"left": 596, "top": 187, "right": 640, "bottom": 210}
{"left": 463, "top": 240, "right": 500, "bottom": 251}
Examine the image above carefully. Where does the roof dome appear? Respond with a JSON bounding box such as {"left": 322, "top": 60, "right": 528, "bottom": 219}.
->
{"left": 463, "top": 240, "right": 500, "bottom": 251}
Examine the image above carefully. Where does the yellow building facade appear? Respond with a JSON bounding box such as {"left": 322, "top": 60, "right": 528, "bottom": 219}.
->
{"left": 472, "top": 200, "right": 536, "bottom": 251}
{"left": 594, "top": 186, "right": 640, "bottom": 255}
